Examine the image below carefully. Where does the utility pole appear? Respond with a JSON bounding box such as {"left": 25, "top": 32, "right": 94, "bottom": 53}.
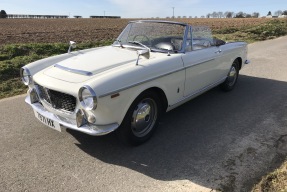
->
{"left": 104, "top": 11, "right": 105, "bottom": 17}
{"left": 172, "top": 7, "right": 175, "bottom": 18}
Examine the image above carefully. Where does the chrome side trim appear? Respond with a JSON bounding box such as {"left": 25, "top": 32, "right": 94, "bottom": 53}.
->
{"left": 245, "top": 60, "right": 250, "bottom": 64}
{"left": 54, "top": 64, "right": 93, "bottom": 76}
{"left": 168, "top": 77, "right": 226, "bottom": 109}
{"left": 99, "top": 68, "right": 185, "bottom": 98}
{"left": 185, "top": 58, "right": 215, "bottom": 69}
{"left": 99, "top": 57, "right": 217, "bottom": 98}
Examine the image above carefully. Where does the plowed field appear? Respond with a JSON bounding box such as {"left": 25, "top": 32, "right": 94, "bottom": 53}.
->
{"left": 0, "top": 18, "right": 273, "bottom": 45}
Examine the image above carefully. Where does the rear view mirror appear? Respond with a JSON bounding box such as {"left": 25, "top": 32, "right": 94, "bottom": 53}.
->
{"left": 137, "top": 49, "right": 150, "bottom": 59}
{"left": 136, "top": 49, "right": 150, "bottom": 65}
{"left": 68, "top": 41, "right": 77, "bottom": 53}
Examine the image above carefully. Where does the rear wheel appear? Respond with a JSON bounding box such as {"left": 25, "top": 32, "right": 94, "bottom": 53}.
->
{"left": 117, "top": 91, "right": 162, "bottom": 146}
{"left": 221, "top": 60, "right": 239, "bottom": 91}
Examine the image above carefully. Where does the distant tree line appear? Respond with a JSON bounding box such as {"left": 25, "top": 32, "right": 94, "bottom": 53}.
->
{"left": 206, "top": 11, "right": 260, "bottom": 18}
{"left": 206, "top": 10, "right": 287, "bottom": 18}
{"left": 273, "top": 10, "right": 287, "bottom": 16}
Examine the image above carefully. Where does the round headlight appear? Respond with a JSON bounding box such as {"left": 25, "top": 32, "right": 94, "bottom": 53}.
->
{"left": 79, "top": 86, "right": 97, "bottom": 110}
{"left": 20, "top": 67, "right": 32, "bottom": 85}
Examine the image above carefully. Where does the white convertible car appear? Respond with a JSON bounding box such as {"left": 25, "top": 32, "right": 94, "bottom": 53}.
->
{"left": 21, "top": 20, "right": 250, "bottom": 145}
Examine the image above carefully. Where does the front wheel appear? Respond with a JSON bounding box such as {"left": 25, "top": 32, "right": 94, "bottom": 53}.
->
{"left": 116, "top": 91, "right": 162, "bottom": 146}
{"left": 221, "top": 60, "right": 239, "bottom": 91}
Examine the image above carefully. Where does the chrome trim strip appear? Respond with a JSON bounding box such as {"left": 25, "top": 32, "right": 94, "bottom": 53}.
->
{"left": 54, "top": 64, "right": 93, "bottom": 76}
{"left": 245, "top": 60, "right": 250, "bottom": 64}
{"left": 130, "top": 20, "right": 188, "bottom": 26}
{"left": 185, "top": 58, "right": 215, "bottom": 69}
{"left": 78, "top": 85, "right": 97, "bottom": 110}
{"left": 41, "top": 98, "right": 75, "bottom": 115}
{"left": 99, "top": 68, "right": 185, "bottom": 98}
{"left": 169, "top": 77, "right": 226, "bottom": 108}
{"left": 180, "top": 25, "right": 190, "bottom": 53}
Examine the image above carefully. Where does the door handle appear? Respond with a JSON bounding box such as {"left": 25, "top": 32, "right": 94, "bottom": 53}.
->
{"left": 215, "top": 50, "right": 222, "bottom": 53}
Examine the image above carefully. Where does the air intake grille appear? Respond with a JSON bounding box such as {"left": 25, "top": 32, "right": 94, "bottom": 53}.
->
{"left": 35, "top": 83, "right": 76, "bottom": 113}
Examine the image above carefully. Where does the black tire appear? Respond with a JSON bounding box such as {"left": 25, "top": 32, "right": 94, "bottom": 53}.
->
{"left": 221, "top": 60, "right": 239, "bottom": 92}
{"left": 116, "top": 91, "right": 162, "bottom": 146}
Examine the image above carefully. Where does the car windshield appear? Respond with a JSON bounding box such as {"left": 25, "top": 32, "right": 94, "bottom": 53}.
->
{"left": 113, "top": 21, "right": 186, "bottom": 52}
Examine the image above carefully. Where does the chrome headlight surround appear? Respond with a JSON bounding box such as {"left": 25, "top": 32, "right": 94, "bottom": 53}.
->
{"left": 20, "top": 67, "right": 32, "bottom": 85}
{"left": 78, "top": 85, "right": 97, "bottom": 110}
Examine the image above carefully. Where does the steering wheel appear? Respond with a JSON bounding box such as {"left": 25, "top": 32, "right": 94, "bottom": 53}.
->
{"left": 133, "top": 35, "right": 152, "bottom": 47}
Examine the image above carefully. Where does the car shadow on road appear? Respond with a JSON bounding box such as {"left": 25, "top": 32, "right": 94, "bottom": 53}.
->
{"left": 67, "top": 75, "right": 287, "bottom": 191}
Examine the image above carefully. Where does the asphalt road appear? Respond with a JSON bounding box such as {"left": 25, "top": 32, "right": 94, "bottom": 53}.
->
{"left": 1, "top": 36, "right": 287, "bottom": 192}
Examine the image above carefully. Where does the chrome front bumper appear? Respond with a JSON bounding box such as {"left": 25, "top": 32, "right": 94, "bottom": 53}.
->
{"left": 25, "top": 96, "right": 119, "bottom": 136}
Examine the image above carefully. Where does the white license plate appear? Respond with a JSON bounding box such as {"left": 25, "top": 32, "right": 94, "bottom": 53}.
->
{"left": 34, "top": 110, "right": 61, "bottom": 132}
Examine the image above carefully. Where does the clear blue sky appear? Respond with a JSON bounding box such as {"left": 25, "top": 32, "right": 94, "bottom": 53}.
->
{"left": 1, "top": 0, "right": 286, "bottom": 18}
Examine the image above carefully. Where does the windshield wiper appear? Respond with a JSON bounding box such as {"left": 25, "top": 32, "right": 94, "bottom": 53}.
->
{"left": 128, "top": 41, "right": 150, "bottom": 51}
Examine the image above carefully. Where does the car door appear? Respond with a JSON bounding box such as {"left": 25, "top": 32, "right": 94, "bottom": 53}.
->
{"left": 181, "top": 26, "right": 223, "bottom": 97}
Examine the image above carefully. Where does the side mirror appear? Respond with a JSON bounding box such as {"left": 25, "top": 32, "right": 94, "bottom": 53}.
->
{"left": 136, "top": 49, "right": 150, "bottom": 65}
{"left": 68, "top": 41, "right": 77, "bottom": 53}
{"left": 137, "top": 49, "right": 150, "bottom": 59}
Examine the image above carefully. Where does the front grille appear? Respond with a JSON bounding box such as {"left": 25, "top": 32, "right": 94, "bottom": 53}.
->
{"left": 35, "top": 83, "right": 76, "bottom": 113}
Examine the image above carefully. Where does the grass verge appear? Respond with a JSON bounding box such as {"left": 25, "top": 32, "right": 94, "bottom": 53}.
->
{"left": 214, "top": 19, "right": 287, "bottom": 43}
{"left": 252, "top": 160, "right": 287, "bottom": 192}
{"left": 0, "top": 41, "right": 113, "bottom": 99}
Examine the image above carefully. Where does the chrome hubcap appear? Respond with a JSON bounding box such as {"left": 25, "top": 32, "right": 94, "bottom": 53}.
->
{"left": 131, "top": 98, "right": 157, "bottom": 137}
{"left": 227, "top": 66, "right": 237, "bottom": 86}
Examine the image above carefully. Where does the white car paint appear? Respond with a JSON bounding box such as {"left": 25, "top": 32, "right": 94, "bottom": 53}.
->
{"left": 22, "top": 20, "right": 249, "bottom": 136}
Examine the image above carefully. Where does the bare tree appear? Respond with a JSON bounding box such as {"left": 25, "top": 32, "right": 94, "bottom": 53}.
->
{"left": 246, "top": 14, "right": 252, "bottom": 18}
{"left": 206, "top": 13, "right": 211, "bottom": 18}
{"left": 218, "top": 12, "right": 223, "bottom": 18}
{"left": 274, "top": 10, "right": 283, "bottom": 16}
{"left": 252, "top": 12, "right": 260, "bottom": 18}
{"left": 226, "top": 12, "right": 235, "bottom": 18}
{"left": 211, "top": 11, "right": 218, "bottom": 18}
{"left": 235, "top": 11, "right": 245, "bottom": 18}
{"left": 283, "top": 10, "right": 287, "bottom": 15}
{"left": 201, "top": 15, "right": 205, "bottom": 18}
{"left": 224, "top": 11, "right": 229, "bottom": 18}
{"left": 267, "top": 11, "right": 272, "bottom": 16}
